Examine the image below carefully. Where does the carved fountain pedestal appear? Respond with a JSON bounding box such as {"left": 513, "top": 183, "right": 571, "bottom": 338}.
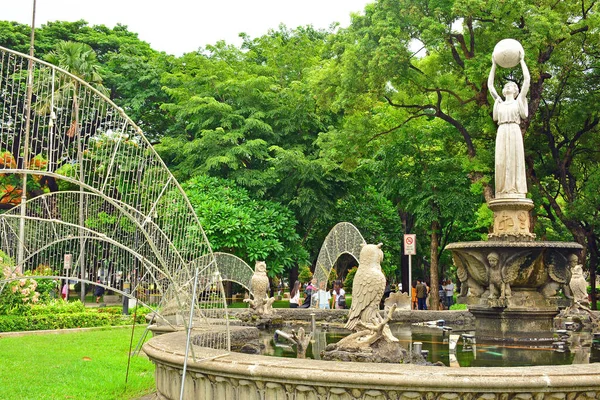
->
{"left": 447, "top": 195, "right": 583, "bottom": 342}
{"left": 447, "top": 239, "right": 583, "bottom": 342}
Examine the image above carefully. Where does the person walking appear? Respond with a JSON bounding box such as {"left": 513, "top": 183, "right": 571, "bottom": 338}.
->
{"left": 416, "top": 279, "right": 427, "bottom": 310}
{"left": 289, "top": 280, "right": 300, "bottom": 308}
{"left": 315, "top": 281, "right": 331, "bottom": 309}
{"left": 445, "top": 279, "right": 455, "bottom": 309}
{"left": 411, "top": 281, "right": 417, "bottom": 310}
{"left": 332, "top": 280, "right": 346, "bottom": 309}
{"left": 299, "top": 278, "right": 316, "bottom": 308}
{"left": 94, "top": 279, "right": 105, "bottom": 303}
{"left": 438, "top": 284, "right": 446, "bottom": 310}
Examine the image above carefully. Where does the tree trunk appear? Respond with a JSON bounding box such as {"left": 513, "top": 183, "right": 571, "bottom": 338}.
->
{"left": 588, "top": 234, "right": 598, "bottom": 310}
{"left": 430, "top": 220, "right": 440, "bottom": 310}
{"left": 288, "top": 265, "right": 299, "bottom": 292}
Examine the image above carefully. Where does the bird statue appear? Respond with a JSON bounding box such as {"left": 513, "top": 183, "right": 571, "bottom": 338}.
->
{"left": 568, "top": 254, "right": 589, "bottom": 306}
{"left": 245, "top": 261, "right": 275, "bottom": 315}
{"left": 345, "top": 243, "right": 396, "bottom": 343}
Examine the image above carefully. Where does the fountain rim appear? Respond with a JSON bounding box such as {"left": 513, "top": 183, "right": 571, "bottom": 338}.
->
{"left": 446, "top": 241, "right": 584, "bottom": 250}
{"left": 144, "top": 330, "right": 600, "bottom": 388}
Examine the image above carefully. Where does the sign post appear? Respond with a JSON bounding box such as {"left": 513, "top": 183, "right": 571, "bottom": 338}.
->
{"left": 404, "top": 234, "right": 416, "bottom": 309}
{"left": 63, "top": 254, "right": 72, "bottom": 300}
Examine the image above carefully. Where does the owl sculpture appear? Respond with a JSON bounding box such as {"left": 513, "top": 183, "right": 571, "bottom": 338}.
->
{"left": 251, "top": 261, "right": 270, "bottom": 299}
{"left": 568, "top": 255, "right": 589, "bottom": 306}
{"left": 345, "top": 243, "right": 386, "bottom": 331}
{"left": 245, "top": 261, "right": 275, "bottom": 315}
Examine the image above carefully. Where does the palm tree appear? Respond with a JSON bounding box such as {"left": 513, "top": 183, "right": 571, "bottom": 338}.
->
{"left": 40, "top": 41, "right": 108, "bottom": 136}
{"left": 44, "top": 40, "right": 103, "bottom": 86}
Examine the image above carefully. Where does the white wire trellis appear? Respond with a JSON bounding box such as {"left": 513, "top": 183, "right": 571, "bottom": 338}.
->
{"left": 0, "top": 45, "right": 230, "bottom": 350}
{"left": 313, "top": 222, "right": 366, "bottom": 299}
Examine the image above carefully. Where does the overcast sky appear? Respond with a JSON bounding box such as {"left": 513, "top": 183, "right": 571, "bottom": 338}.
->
{"left": 4, "top": 0, "right": 372, "bottom": 55}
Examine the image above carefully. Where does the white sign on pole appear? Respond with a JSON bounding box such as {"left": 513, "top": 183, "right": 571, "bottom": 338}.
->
{"left": 404, "top": 234, "right": 416, "bottom": 255}
{"left": 64, "top": 254, "right": 72, "bottom": 270}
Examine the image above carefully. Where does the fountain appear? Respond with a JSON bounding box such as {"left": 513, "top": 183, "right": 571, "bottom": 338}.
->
{"left": 446, "top": 39, "right": 585, "bottom": 342}
{"left": 140, "top": 39, "right": 600, "bottom": 399}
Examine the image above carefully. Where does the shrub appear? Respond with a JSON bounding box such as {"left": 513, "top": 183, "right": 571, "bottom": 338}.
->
{"left": 0, "top": 267, "right": 42, "bottom": 315}
{"left": 26, "top": 264, "right": 58, "bottom": 301}
{"left": 298, "top": 265, "right": 312, "bottom": 284}
{"left": 328, "top": 268, "right": 338, "bottom": 286}
{"left": 0, "top": 308, "right": 144, "bottom": 332}
{"left": 28, "top": 299, "right": 86, "bottom": 315}
{"left": 343, "top": 267, "right": 358, "bottom": 294}
{"left": 450, "top": 303, "right": 467, "bottom": 310}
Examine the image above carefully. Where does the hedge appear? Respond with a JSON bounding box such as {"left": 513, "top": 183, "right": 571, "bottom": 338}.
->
{"left": 0, "top": 309, "right": 148, "bottom": 332}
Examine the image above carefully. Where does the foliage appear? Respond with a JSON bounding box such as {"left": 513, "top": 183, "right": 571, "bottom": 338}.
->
{"left": 297, "top": 265, "right": 313, "bottom": 284}
{"left": 0, "top": 301, "right": 148, "bottom": 332}
{"left": 28, "top": 299, "right": 86, "bottom": 315}
{"left": 2, "top": 3, "right": 600, "bottom": 307}
{"left": 181, "top": 175, "right": 309, "bottom": 277}
{"left": 450, "top": 303, "right": 467, "bottom": 311}
{"left": 24, "top": 264, "right": 58, "bottom": 302}
{"left": 0, "top": 267, "right": 42, "bottom": 315}
{"left": 0, "top": 250, "right": 11, "bottom": 268}
{"left": 155, "top": 26, "right": 351, "bottom": 250}
{"left": 343, "top": 266, "right": 358, "bottom": 294}
{"left": 310, "top": 0, "right": 600, "bottom": 302}
{"left": 44, "top": 40, "right": 104, "bottom": 86}
{"left": 328, "top": 268, "right": 338, "bottom": 286}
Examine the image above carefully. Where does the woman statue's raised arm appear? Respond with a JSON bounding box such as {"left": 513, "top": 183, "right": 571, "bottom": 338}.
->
{"left": 518, "top": 54, "right": 530, "bottom": 118}
{"left": 488, "top": 57, "right": 500, "bottom": 102}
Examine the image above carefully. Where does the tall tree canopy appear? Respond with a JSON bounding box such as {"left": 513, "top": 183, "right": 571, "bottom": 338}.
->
{"left": 313, "top": 0, "right": 600, "bottom": 305}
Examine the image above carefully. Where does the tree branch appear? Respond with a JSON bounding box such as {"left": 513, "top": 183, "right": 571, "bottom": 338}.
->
{"left": 446, "top": 37, "right": 464, "bottom": 69}
{"left": 367, "top": 114, "right": 428, "bottom": 143}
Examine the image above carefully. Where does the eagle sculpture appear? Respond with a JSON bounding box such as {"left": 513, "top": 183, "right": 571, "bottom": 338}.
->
{"left": 345, "top": 243, "right": 386, "bottom": 331}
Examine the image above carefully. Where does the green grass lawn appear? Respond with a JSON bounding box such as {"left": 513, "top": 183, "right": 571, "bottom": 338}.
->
{"left": 0, "top": 326, "right": 155, "bottom": 400}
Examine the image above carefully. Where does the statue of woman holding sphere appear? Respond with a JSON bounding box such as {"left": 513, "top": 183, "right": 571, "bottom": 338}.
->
{"left": 487, "top": 39, "right": 530, "bottom": 199}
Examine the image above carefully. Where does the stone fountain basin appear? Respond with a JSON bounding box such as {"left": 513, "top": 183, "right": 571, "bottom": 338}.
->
{"left": 447, "top": 240, "right": 583, "bottom": 292}
{"left": 143, "top": 328, "right": 600, "bottom": 400}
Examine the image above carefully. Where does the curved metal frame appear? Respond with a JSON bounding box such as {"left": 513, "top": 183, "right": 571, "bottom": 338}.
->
{"left": 313, "top": 222, "right": 366, "bottom": 300}
{"left": 0, "top": 44, "right": 231, "bottom": 351}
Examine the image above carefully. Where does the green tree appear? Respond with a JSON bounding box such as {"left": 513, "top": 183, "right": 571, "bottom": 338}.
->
{"left": 315, "top": 0, "right": 600, "bottom": 306}
{"left": 182, "top": 175, "right": 309, "bottom": 277}
{"left": 155, "top": 26, "right": 351, "bottom": 281}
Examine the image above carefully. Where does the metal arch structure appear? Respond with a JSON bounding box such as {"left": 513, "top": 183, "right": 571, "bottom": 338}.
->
{"left": 313, "top": 222, "right": 366, "bottom": 295}
{"left": 211, "top": 252, "right": 254, "bottom": 295}
{"left": 0, "top": 45, "right": 230, "bottom": 350}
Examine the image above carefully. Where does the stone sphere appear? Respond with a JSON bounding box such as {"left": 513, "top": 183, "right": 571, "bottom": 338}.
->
{"left": 492, "top": 39, "right": 524, "bottom": 68}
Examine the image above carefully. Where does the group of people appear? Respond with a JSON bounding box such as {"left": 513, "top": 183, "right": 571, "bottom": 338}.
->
{"left": 288, "top": 276, "right": 455, "bottom": 311}
{"left": 411, "top": 279, "right": 454, "bottom": 310}
{"left": 288, "top": 278, "right": 346, "bottom": 309}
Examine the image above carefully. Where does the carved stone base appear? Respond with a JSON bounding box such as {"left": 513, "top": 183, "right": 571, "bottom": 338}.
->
{"left": 484, "top": 289, "right": 559, "bottom": 309}
{"left": 321, "top": 337, "right": 409, "bottom": 363}
{"left": 488, "top": 198, "right": 536, "bottom": 241}
{"left": 470, "top": 306, "right": 558, "bottom": 343}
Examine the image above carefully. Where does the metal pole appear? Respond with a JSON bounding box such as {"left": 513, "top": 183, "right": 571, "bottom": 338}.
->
{"left": 122, "top": 281, "right": 130, "bottom": 315}
{"left": 17, "top": 0, "right": 37, "bottom": 272}
{"left": 180, "top": 266, "right": 200, "bottom": 400}
{"left": 409, "top": 255, "right": 412, "bottom": 310}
